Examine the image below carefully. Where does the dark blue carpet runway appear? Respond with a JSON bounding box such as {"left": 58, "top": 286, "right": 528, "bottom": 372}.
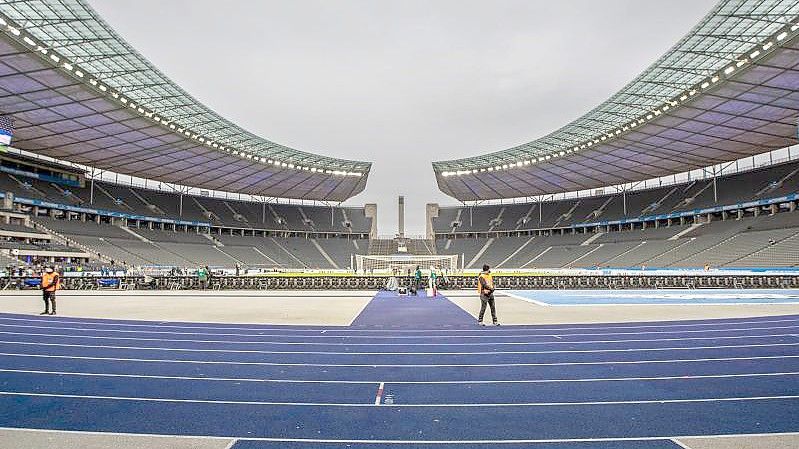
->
{"left": 350, "top": 290, "right": 475, "bottom": 327}
{"left": 1, "top": 291, "right": 798, "bottom": 448}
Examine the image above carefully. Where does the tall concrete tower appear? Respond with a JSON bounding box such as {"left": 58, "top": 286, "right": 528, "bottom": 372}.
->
{"left": 398, "top": 195, "right": 405, "bottom": 238}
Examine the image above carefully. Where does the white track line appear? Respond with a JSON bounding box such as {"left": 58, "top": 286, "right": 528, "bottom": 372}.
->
{"left": 1, "top": 330, "right": 794, "bottom": 347}
{"left": 2, "top": 426, "right": 799, "bottom": 445}
{"left": 374, "top": 382, "right": 384, "bottom": 405}
{"left": 671, "top": 439, "right": 694, "bottom": 449}
{"left": 2, "top": 391, "right": 799, "bottom": 407}
{"left": 502, "top": 291, "right": 551, "bottom": 306}
{"left": 2, "top": 368, "right": 798, "bottom": 385}
{"left": 1, "top": 352, "right": 798, "bottom": 367}
{"left": 1, "top": 315, "right": 798, "bottom": 332}
{"left": 2, "top": 323, "right": 798, "bottom": 339}
{"left": 2, "top": 339, "right": 797, "bottom": 356}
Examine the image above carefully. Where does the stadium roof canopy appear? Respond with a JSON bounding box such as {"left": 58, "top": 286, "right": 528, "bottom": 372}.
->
{"left": 434, "top": 0, "right": 799, "bottom": 201}
{"left": 0, "top": 0, "right": 370, "bottom": 202}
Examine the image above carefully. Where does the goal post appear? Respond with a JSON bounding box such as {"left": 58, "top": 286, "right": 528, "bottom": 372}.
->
{"left": 355, "top": 254, "right": 459, "bottom": 274}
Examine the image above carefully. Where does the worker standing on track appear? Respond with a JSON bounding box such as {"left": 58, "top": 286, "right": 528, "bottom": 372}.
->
{"left": 477, "top": 264, "right": 499, "bottom": 326}
{"left": 40, "top": 266, "right": 60, "bottom": 315}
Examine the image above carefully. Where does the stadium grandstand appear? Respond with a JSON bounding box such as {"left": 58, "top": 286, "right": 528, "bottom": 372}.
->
{"left": 0, "top": 0, "right": 376, "bottom": 273}
{"left": 0, "top": 0, "right": 792, "bottom": 280}
{"left": 429, "top": 0, "right": 799, "bottom": 273}
{"left": 1, "top": 1, "right": 799, "bottom": 448}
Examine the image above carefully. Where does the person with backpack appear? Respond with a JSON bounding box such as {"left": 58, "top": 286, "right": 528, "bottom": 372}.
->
{"left": 477, "top": 264, "right": 499, "bottom": 326}
{"left": 40, "top": 266, "right": 61, "bottom": 315}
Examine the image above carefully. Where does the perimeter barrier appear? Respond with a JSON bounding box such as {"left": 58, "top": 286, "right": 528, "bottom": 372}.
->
{"left": 0, "top": 274, "right": 797, "bottom": 290}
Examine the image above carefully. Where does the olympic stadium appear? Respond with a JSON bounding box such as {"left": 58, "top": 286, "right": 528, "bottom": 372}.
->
{"left": 0, "top": 0, "right": 798, "bottom": 448}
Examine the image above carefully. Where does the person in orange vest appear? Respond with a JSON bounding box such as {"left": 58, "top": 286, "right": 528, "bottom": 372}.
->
{"left": 477, "top": 264, "right": 499, "bottom": 326}
{"left": 40, "top": 266, "right": 60, "bottom": 315}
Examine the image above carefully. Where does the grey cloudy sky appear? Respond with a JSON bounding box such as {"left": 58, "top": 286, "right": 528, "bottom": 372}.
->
{"left": 88, "top": 0, "right": 717, "bottom": 235}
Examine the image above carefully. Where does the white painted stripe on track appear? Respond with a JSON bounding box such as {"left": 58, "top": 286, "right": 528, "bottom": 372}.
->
{"left": 2, "top": 322, "right": 798, "bottom": 339}
{"left": 2, "top": 339, "right": 798, "bottom": 356}
{"left": 2, "top": 391, "right": 799, "bottom": 407}
{"left": 502, "top": 291, "right": 551, "bottom": 306}
{"left": 1, "top": 352, "right": 798, "bottom": 367}
{"left": 0, "top": 329, "right": 794, "bottom": 347}
{"left": 670, "top": 439, "right": 694, "bottom": 449}
{"left": 2, "top": 426, "right": 799, "bottom": 445}
{"left": 1, "top": 315, "right": 798, "bottom": 332}
{"left": 1, "top": 368, "right": 798, "bottom": 385}
{"left": 375, "top": 382, "right": 384, "bottom": 405}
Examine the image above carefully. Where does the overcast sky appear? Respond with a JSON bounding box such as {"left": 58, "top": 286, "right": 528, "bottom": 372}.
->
{"left": 88, "top": 0, "right": 717, "bottom": 235}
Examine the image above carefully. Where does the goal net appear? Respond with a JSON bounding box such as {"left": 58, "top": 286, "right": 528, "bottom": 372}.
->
{"left": 355, "top": 254, "right": 459, "bottom": 274}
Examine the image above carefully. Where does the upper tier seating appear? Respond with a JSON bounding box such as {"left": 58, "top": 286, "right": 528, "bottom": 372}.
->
{"left": 0, "top": 173, "right": 372, "bottom": 234}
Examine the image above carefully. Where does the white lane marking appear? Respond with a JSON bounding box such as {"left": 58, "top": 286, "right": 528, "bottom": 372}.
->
{"left": 221, "top": 439, "right": 238, "bottom": 449}
{"left": 2, "top": 426, "right": 798, "bottom": 444}
{"left": 2, "top": 339, "right": 798, "bottom": 356}
{"left": 1, "top": 352, "right": 798, "bottom": 368}
{"left": 502, "top": 292, "right": 550, "bottom": 306}
{"left": 375, "top": 382, "right": 384, "bottom": 405}
{"left": 0, "top": 330, "right": 793, "bottom": 347}
{"left": 2, "top": 391, "right": 799, "bottom": 407}
{"left": 671, "top": 439, "right": 694, "bottom": 449}
{"left": 1, "top": 368, "right": 798, "bottom": 385}
{"left": 2, "top": 322, "right": 798, "bottom": 340}
{"left": 1, "top": 315, "right": 798, "bottom": 333}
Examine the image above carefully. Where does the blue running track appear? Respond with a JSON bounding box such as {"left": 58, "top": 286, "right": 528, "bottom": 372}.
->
{"left": 1, "top": 291, "right": 798, "bottom": 448}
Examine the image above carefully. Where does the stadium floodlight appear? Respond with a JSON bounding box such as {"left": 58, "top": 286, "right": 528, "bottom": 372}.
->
{"left": 724, "top": 66, "right": 734, "bottom": 74}
{"left": 0, "top": 17, "right": 6, "bottom": 26}
{"left": 8, "top": 26, "right": 20, "bottom": 36}
{"left": 700, "top": 81, "right": 709, "bottom": 89}
{"left": 23, "top": 36, "right": 35, "bottom": 46}
{"left": 763, "top": 41, "right": 773, "bottom": 50}
{"left": 776, "top": 31, "right": 787, "bottom": 41}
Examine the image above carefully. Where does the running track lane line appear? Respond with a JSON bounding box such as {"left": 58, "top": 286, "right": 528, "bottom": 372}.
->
{"left": 2, "top": 329, "right": 796, "bottom": 347}
{"left": 2, "top": 322, "right": 799, "bottom": 339}
{"left": 375, "top": 382, "right": 384, "bottom": 405}
{"left": 3, "top": 314, "right": 797, "bottom": 331}
{"left": 2, "top": 339, "right": 798, "bottom": 355}
{"left": 2, "top": 427, "right": 799, "bottom": 445}
{"left": 3, "top": 391, "right": 799, "bottom": 407}
{"left": 2, "top": 352, "right": 798, "bottom": 367}
{"left": 2, "top": 368, "right": 798, "bottom": 385}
